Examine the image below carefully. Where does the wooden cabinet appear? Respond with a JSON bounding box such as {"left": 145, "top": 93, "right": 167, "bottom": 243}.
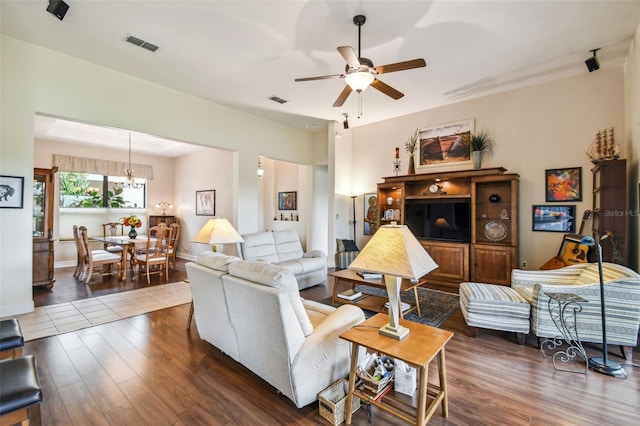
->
{"left": 33, "top": 167, "right": 57, "bottom": 289}
{"left": 377, "top": 167, "right": 518, "bottom": 289}
{"left": 148, "top": 215, "right": 177, "bottom": 228}
{"left": 592, "top": 159, "right": 627, "bottom": 265}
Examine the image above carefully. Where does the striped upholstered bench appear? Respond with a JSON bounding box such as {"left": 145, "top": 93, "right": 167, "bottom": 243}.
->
{"left": 459, "top": 282, "right": 531, "bottom": 345}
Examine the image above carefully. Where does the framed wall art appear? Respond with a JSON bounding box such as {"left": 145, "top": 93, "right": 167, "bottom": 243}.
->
{"left": 417, "top": 119, "right": 474, "bottom": 171}
{"left": 196, "top": 189, "right": 216, "bottom": 216}
{"left": 0, "top": 175, "right": 24, "bottom": 209}
{"left": 532, "top": 204, "right": 576, "bottom": 232}
{"left": 545, "top": 167, "right": 582, "bottom": 202}
{"left": 363, "top": 192, "right": 378, "bottom": 235}
{"left": 278, "top": 191, "right": 297, "bottom": 210}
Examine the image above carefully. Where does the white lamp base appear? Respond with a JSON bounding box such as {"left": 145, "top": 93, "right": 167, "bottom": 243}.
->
{"left": 379, "top": 323, "right": 410, "bottom": 340}
{"left": 380, "top": 275, "right": 410, "bottom": 340}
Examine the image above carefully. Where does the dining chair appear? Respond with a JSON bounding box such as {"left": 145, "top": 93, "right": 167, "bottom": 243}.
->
{"left": 72, "top": 225, "right": 85, "bottom": 279}
{"left": 101, "top": 222, "right": 124, "bottom": 254}
{"left": 79, "top": 226, "right": 122, "bottom": 284}
{"left": 168, "top": 223, "right": 180, "bottom": 270}
{"left": 133, "top": 225, "right": 171, "bottom": 285}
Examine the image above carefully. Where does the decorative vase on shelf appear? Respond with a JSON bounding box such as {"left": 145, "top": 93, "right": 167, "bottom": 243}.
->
{"left": 472, "top": 151, "right": 482, "bottom": 169}
{"left": 129, "top": 226, "right": 137, "bottom": 239}
{"left": 407, "top": 156, "right": 416, "bottom": 175}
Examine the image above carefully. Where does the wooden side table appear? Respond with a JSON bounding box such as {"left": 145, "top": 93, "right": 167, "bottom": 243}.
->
{"left": 339, "top": 314, "right": 454, "bottom": 426}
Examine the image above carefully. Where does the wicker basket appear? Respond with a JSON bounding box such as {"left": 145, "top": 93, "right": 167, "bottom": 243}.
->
{"left": 356, "top": 355, "right": 394, "bottom": 394}
{"left": 318, "top": 379, "right": 361, "bottom": 425}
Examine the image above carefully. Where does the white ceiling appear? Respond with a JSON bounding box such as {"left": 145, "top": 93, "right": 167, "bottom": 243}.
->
{"left": 4, "top": 1, "right": 640, "bottom": 151}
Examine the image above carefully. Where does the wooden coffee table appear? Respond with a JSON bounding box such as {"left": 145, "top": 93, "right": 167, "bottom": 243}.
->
{"left": 328, "top": 269, "right": 427, "bottom": 317}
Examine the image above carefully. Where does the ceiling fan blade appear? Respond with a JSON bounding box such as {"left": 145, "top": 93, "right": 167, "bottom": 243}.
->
{"left": 371, "top": 79, "right": 404, "bottom": 100}
{"left": 373, "top": 58, "right": 426, "bottom": 75}
{"left": 337, "top": 46, "right": 360, "bottom": 68}
{"left": 333, "top": 85, "right": 353, "bottom": 107}
{"left": 295, "top": 73, "right": 344, "bottom": 82}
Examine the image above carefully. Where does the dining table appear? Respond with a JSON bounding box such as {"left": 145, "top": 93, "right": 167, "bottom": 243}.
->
{"left": 91, "top": 235, "right": 151, "bottom": 280}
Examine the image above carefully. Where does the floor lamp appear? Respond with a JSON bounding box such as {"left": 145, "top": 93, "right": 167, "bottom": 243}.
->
{"left": 350, "top": 194, "right": 357, "bottom": 239}
{"left": 348, "top": 224, "right": 438, "bottom": 340}
{"left": 572, "top": 233, "right": 626, "bottom": 378}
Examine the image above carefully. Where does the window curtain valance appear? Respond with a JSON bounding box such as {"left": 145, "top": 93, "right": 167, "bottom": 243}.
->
{"left": 52, "top": 154, "right": 154, "bottom": 180}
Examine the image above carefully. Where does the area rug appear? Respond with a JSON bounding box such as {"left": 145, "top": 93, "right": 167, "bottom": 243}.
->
{"left": 13, "top": 282, "right": 192, "bottom": 342}
{"left": 322, "top": 286, "right": 459, "bottom": 328}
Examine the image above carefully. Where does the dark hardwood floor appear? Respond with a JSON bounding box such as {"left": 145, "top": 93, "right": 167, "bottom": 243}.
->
{"left": 23, "top": 260, "right": 640, "bottom": 425}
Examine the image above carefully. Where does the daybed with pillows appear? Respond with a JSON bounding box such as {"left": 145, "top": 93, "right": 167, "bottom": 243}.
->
{"left": 240, "top": 230, "right": 327, "bottom": 289}
{"left": 185, "top": 252, "right": 365, "bottom": 408}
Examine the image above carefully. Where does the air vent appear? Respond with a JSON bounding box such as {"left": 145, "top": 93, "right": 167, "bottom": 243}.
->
{"left": 269, "top": 96, "right": 288, "bottom": 104}
{"left": 126, "top": 35, "right": 159, "bottom": 52}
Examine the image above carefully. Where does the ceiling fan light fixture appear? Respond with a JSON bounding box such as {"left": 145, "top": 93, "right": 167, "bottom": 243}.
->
{"left": 345, "top": 71, "right": 374, "bottom": 92}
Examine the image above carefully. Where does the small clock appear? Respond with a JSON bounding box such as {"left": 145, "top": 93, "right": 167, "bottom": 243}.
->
{"left": 427, "top": 183, "right": 446, "bottom": 194}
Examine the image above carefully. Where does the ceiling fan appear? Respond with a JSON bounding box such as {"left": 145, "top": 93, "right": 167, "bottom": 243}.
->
{"left": 295, "top": 15, "right": 426, "bottom": 107}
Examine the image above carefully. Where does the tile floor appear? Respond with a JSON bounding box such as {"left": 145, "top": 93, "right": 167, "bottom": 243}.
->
{"left": 8, "top": 281, "right": 192, "bottom": 341}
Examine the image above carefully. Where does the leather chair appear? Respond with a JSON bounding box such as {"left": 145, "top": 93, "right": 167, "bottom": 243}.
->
{"left": 0, "top": 355, "right": 43, "bottom": 425}
{"left": 0, "top": 319, "right": 24, "bottom": 360}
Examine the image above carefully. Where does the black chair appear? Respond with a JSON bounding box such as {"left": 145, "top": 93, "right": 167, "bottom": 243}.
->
{"left": 0, "top": 355, "right": 43, "bottom": 425}
{"left": 0, "top": 319, "right": 24, "bottom": 360}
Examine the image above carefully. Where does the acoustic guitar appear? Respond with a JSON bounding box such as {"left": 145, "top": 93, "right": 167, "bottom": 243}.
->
{"left": 539, "top": 210, "right": 592, "bottom": 270}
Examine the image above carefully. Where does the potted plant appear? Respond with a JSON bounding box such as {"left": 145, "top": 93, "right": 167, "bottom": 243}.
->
{"left": 405, "top": 128, "right": 419, "bottom": 175}
{"left": 469, "top": 130, "right": 495, "bottom": 169}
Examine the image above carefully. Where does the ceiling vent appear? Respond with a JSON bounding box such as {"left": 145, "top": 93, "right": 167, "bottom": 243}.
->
{"left": 269, "top": 96, "right": 288, "bottom": 104}
{"left": 126, "top": 35, "right": 159, "bottom": 52}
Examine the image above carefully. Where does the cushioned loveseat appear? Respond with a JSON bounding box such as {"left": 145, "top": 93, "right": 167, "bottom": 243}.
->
{"left": 240, "top": 230, "right": 327, "bottom": 289}
{"left": 512, "top": 262, "right": 640, "bottom": 359}
{"left": 185, "top": 252, "right": 365, "bottom": 408}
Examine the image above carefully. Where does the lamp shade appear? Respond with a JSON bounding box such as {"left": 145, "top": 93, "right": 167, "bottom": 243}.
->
{"left": 192, "top": 218, "right": 244, "bottom": 245}
{"left": 345, "top": 71, "right": 374, "bottom": 92}
{"left": 348, "top": 224, "right": 438, "bottom": 279}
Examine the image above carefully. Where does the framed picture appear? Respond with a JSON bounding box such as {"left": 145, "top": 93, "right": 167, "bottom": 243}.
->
{"left": 363, "top": 193, "right": 378, "bottom": 235}
{"left": 0, "top": 175, "right": 24, "bottom": 209}
{"left": 417, "top": 119, "right": 474, "bottom": 171}
{"left": 545, "top": 167, "right": 582, "bottom": 202}
{"left": 196, "top": 189, "right": 216, "bottom": 216}
{"left": 532, "top": 204, "right": 576, "bottom": 232}
{"left": 278, "top": 191, "right": 297, "bottom": 210}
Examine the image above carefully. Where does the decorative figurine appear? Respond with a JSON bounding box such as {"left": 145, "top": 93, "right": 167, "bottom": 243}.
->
{"left": 393, "top": 147, "right": 401, "bottom": 176}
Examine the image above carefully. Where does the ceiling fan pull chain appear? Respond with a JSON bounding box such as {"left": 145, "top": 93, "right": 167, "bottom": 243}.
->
{"left": 358, "top": 92, "right": 363, "bottom": 118}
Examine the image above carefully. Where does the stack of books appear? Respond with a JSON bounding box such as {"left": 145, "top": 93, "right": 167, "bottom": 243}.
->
{"left": 357, "top": 271, "right": 382, "bottom": 280}
{"left": 358, "top": 380, "right": 393, "bottom": 402}
{"left": 337, "top": 289, "right": 363, "bottom": 301}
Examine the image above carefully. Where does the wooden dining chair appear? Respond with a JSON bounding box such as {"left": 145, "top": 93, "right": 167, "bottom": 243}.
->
{"left": 72, "top": 225, "right": 85, "bottom": 279}
{"left": 101, "top": 222, "right": 124, "bottom": 254}
{"left": 167, "top": 223, "right": 180, "bottom": 270}
{"left": 133, "top": 225, "right": 171, "bottom": 285}
{"left": 79, "top": 226, "right": 122, "bottom": 284}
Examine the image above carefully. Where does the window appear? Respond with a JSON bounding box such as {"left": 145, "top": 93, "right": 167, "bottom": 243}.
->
{"left": 59, "top": 172, "right": 146, "bottom": 208}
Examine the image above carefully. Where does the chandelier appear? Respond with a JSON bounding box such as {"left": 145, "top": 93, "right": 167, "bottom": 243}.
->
{"left": 116, "top": 133, "right": 143, "bottom": 189}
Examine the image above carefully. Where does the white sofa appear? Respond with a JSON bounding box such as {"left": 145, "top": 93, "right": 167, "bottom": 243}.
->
{"left": 240, "top": 230, "right": 327, "bottom": 289}
{"left": 185, "top": 252, "right": 365, "bottom": 408}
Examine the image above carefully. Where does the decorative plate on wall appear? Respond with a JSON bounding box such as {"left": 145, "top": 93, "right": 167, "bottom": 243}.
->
{"left": 484, "top": 220, "right": 508, "bottom": 241}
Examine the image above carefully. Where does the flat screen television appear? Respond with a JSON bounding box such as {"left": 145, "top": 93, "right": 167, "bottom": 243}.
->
{"left": 404, "top": 199, "right": 471, "bottom": 242}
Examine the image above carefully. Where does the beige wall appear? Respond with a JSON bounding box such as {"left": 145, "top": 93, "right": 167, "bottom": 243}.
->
{"left": 347, "top": 67, "right": 627, "bottom": 270}
{"left": 624, "top": 19, "right": 640, "bottom": 271}
{"left": 0, "top": 35, "right": 316, "bottom": 316}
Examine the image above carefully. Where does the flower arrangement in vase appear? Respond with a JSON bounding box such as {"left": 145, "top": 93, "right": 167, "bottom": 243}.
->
{"left": 404, "top": 128, "right": 419, "bottom": 175}
{"left": 121, "top": 214, "right": 142, "bottom": 238}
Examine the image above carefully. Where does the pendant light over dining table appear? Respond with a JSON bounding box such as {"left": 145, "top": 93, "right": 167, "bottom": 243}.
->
{"left": 116, "top": 132, "right": 143, "bottom": 189}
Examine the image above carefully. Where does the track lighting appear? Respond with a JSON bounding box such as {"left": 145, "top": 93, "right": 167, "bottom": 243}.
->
{"left": 46, "top": 0, "right": 69, "bottom": 21}
{"left": 343, "top": 113, "right": 349, "bottom": 130}
{"left": 585, "top": 48, "right": 600, "bottom": 72}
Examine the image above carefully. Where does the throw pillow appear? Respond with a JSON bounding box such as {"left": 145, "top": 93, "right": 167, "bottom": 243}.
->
{"left": 342, "top": 239, "right": 359, "bottom": 252}
{"left": 336, "top": 238, "right": 346, "bottom": 252}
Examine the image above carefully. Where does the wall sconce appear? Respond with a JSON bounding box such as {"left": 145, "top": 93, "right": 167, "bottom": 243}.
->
{"left": 257, "top": 156, "right": 265, "bottom": 178}
{"left": 156, "top": 201, "right": 173, "bottom": 215}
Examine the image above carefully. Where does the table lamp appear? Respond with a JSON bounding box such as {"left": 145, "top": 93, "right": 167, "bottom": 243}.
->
{"left": 568, "top": 232, "right": 626, "bottom": 378}
{"left": 192, "top": 217, "right": 244, "bottom": 258}
{"left": 348, "top": 224, "right": 438, "bottom": 339}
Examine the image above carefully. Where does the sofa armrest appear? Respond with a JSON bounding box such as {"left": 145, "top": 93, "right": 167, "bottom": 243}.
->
{"left": 303, "top": 249, "right": 326, "bottom": 259}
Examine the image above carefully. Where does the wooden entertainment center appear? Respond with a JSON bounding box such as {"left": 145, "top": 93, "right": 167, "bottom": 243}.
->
{"left": 377, "top": 167, "right": 519, "bottom": 288}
